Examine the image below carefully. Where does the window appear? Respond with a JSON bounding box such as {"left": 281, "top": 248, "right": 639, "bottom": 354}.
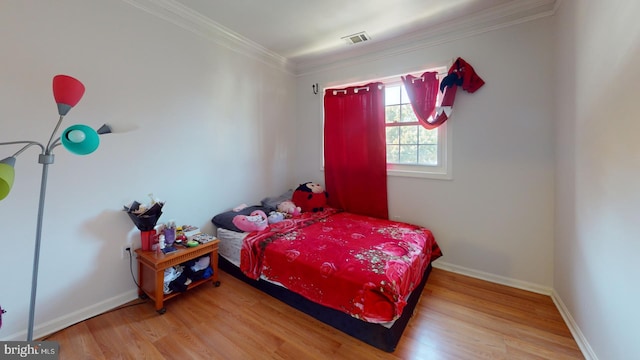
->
{"left": 323, "top": 66, "right": 452, "bottom": 180}
{"left": 384, "top": 73, "right": 452, "bottom": 180}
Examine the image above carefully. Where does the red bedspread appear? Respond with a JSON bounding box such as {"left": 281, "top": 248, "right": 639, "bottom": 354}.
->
{"left": 240, "top": 208, "right": 442, "bottom": 323}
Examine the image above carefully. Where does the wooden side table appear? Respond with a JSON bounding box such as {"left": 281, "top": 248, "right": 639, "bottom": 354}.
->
{"left": 135, "top": 239, "right": 220, "bottom": 314}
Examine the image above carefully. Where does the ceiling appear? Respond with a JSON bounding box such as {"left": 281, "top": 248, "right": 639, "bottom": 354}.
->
{"left": 171, "top": 0, "right": 556, "bottom": 73}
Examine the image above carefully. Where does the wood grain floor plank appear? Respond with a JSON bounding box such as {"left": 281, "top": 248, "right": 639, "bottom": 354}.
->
{"left": 44, "top": 267, "right": 584, "bottom": 359}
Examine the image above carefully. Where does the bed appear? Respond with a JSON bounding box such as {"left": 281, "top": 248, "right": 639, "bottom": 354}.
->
{"left": 212, "top": 206, "right": 442, "bottom": 352}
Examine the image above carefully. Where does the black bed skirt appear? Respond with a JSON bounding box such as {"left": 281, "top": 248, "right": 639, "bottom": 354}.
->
{"left": 218, "top": 255, "right": 433, "bottom": 352}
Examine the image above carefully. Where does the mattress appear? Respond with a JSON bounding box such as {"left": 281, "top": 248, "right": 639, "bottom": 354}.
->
{"left": 216, "top": 227, "right": 246, "bottom": 267}
{"left": 213, "top": 206, "right": 442, "bottom": 352}
{"left": 215, "top": 209, "right": 441, "bottom": 328}
{"left": 216, "top": 227, "right": 401, "bottom": 319}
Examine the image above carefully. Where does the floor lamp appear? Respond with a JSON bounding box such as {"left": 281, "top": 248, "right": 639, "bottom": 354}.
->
{"left": 0, "top": 75, "right": 112, "bottom": 341}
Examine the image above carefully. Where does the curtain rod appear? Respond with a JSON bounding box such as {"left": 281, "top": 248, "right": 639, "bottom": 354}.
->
{"left": 332, "top": 84, "right": 383, "bottom": 95}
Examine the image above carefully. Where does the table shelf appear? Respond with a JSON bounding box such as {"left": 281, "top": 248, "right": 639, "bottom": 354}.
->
{"left": 135, "top": 239, "right": 220, "bottom": 314}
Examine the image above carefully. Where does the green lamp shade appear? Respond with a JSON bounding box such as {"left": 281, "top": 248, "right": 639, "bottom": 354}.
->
{"left": 0, "top": 157, "right": 16, "bottom": 201}
{"left": 61, "top": 124, "right": 100, "bottom": 155}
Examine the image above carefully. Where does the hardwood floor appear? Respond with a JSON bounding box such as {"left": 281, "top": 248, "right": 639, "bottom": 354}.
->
{"left": 45, "top": 268, "right": 584, "bottom": 359}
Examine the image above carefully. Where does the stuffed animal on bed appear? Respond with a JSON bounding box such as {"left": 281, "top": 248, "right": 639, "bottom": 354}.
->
{"left": 277, "top": 200, "right": 301, "bottom": 216}
{"left": 267, "top": 211, "right": 285, "bottom": 224}
{"left": 292, "top": 182, "right": 328, "bottom": 212}
{"left": 232, "top": 210, "right": 268, "bottom": 232}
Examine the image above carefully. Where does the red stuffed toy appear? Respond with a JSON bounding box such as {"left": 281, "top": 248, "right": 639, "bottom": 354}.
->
{"left": 292, "top": 182, "right": 328, "bottom": 213}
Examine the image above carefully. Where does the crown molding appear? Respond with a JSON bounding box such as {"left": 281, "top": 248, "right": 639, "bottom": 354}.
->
{"left": 122, "top": 0, "right": 557, "bottom": 77}
{"left": 121, "top": 0, "right": 295, "bottom": 74}
{"left": 294, "top": 0, "right": 557, "bottom": 76}
{"left": 553, "top": 0, "right": 565, "bottom": 13}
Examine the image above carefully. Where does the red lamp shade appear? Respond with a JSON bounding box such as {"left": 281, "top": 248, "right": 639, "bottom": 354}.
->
{"left": 53, "top": 75, "right": 85, "bottom": 116}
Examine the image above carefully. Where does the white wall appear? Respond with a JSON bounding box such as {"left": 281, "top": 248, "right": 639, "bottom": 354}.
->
{"left": 554, "top": 1, "right": 640, "bottom": 359}
{"left": 0, "top": 0, "right": 295, "bottom": 340}
{"left": 294, "top": 18, "right": 556, "bottom": 290}
{"left": 7, "top": 2, "right": 638, "bottom": 358}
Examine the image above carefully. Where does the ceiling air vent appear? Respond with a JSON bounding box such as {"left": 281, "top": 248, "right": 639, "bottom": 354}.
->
{"left": 341, "top": 31, "right": 371, "bottom": 45}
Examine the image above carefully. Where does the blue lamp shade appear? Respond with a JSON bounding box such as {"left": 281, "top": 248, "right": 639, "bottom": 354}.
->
{"left": 61, "top": 125, "right": 100, "bottom": 155}
{"left": 0, "top": 157, "right": 16, "bottom": 201}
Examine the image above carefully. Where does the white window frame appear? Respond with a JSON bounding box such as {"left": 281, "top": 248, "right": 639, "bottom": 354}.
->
{"left": 323, "top": 65, "right": 453, "bottom": 180}
{"left": 387, "top": 120, "right": 452, "bottom": 180}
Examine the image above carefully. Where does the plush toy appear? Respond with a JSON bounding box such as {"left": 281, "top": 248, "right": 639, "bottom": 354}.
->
{"left": 232, "top": 210, "right": 268, "bottom": 232}
{"left": 292, "top": 182, "right": 328, "bottom": 212}
{"left": 267, "top": 211, "right": 285, "bottom": 224}
{"left": 277, "top": 200, "right": 301, "bottom": 216}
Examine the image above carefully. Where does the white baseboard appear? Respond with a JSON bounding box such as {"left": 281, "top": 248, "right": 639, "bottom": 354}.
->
{"left": 431, "top": 260, "right": 553, "bottom": 295}
{"left": 3, "top": 263, "right": 595, "bottom": 360}
{"left": 0, "top": 290, "right": 139, "bottom": 341}
{"left": 550, "top": 290, "right": 599, "bottom": 360}
{"left": 431, "top": 260, "right": 596, "bottom": 360}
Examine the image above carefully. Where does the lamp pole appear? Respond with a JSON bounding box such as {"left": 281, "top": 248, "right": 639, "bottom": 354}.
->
{"left": 1, "top": 128, "right": 109, "bottom": 340}
{"left": 0, "top": 75, "right": 111, "bottom": 341}
{"left": 27, "top": 153, "right": 53, "bottom": 341}
{"left": 0, "top": 141, "right": 54, "bottom": 341}
{"left": 3, "top": 117, "right": 65, "bottom": 341}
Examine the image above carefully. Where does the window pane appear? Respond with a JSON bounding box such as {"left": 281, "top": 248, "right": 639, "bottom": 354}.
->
{"left": 385, "top": 105, "right": 400, "bottom": 123}
{"left": 387, "top": 144, "right": 399, "bottom": 163}
{"left": 400, "top": 104, "right": 417, "bottom": 123}
{"left": 386, "top": 126, "right": 399, "bottom": 145}
{"left": 324, "top": 68, "right": 451, "bottom": 179}
{"left": 419, "top": 126, "right": 438, "bottom": 144}
{"left": 418, "top": 145, "right": 437, "bottom": 165}
{"left": 385, "top": 86, "right": 400, "bottom": 105}
{"left": 399, "top": 145, "right": 417, "bottom": 164}
{"left": 400, "top": 85, "right": 410, "bottom": 103}
{"left": 399, "top": 125, "right": 418, "bottom": 145}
